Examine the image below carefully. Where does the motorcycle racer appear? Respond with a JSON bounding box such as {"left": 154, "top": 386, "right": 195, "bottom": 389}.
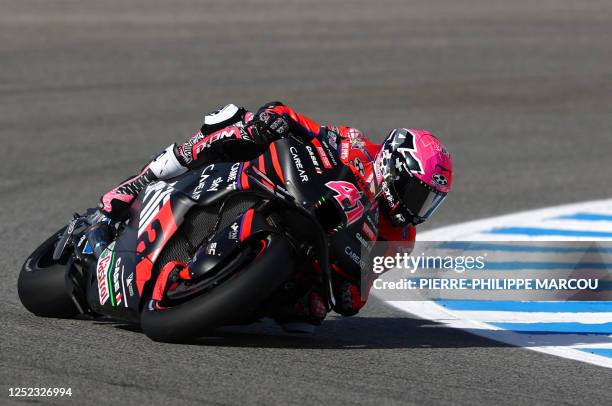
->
{"left": 97, "top": 102, "right": 453, "bottom": 331}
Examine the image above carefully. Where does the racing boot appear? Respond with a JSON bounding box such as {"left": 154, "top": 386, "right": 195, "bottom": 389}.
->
{"left": 275, "top": 289, "right": 327, "bottom": 334}
{"left": 99, "top": 144, "right": 187, "bottom": 220}
{"left": 332, "top": 281, "right": 366, "bottom": 317}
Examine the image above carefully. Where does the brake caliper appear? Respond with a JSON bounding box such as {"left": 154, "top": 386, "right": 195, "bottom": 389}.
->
{"left": 151, "top": 261, "right": 190, "bottom": 302}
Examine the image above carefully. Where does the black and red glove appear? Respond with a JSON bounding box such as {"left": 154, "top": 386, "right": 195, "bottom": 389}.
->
{"left": 333, "top": 280, "right": 366, "bottom": 316}
{"left": 250, "top": 110, "right": 290, "bottom": 143}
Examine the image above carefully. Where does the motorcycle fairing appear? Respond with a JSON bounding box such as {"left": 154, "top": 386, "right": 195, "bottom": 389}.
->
{"left": 269, "top": 137, "right": 379, "bottom": 281}
{"left": 86, "top": 187, "right": 194, "bottom": 320}
{"left": 88, "top": 157, "right": 276, "bottom": 317}
{"left": 87, "top": 136, "right": 379, "bottom": 320}
{"left": 181, "top": 207, "right": 277, "bottom": 280}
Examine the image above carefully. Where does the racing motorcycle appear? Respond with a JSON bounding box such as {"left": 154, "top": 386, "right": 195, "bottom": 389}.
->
{"left": 18, "top": 132, "right": 378, "bottom": 342}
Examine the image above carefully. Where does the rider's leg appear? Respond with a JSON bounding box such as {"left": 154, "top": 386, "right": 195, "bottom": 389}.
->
{"left": 99, "top": 104, "right": 247, "bottom": 221}
{"left": 99, "top": 144, "right": 187, "bottom": 220}
{"left": 86, "top": 144, "right": 186, "bottom": 257}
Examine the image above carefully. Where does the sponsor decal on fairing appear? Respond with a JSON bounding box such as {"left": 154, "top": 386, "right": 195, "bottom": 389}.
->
{"left": 192, "top": 164, "right": 215, "bottom": 200}
{"left": 228, "top": 222, "right": 240, "bottom": 240}
{"left": 226, "top": 162, "right": 241, "bottom": 189}
{"left": 207, "top": 176, "right": 223, "bottom": 192}
{"left": 111, "top": 257, "right": 125, "bottom": 307}
{"left": 319, "top": 139, "right": 338, "bottom": 166}
{"left": 311, "top": 138, "right": 332, "bottom": 169}
{"left": 305, "top": 145, "right": 323, "bottom": 174}
{"left": 326, "top": 128, "right": 338, "bottom": 150}
{"left": 96, "top": 242, "right": 116, "bottom": 305}
{"left": 344, "top": 246, "right": 368, "bottom": 270}
{"left": 125, "top": 272, "right": 135, "bottom": 297}
{"left": 289, "top": 146, "right": 309, "bottom": 182}
{"left": 355, "top": 232, "right": 374, "bottom": 250}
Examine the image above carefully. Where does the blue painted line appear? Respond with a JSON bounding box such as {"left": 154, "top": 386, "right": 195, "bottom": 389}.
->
{"left": 434, "top": 242, "right": 612, "bottom": 254}
{"left": 485, "top": 227, "right": 612, "bottom": 238}
{"left": 554, "top": 213, "right": 612, "bottom": 222}
{"left": 491, "top": 322, "right": 612, "bottom": 334}
{"left": 437, "top": 300, "right": 612, "bottom": 313}
{"left": 418, "top": 257, "right": 612, "bottom": 271}
{"left": 578, "top": 348, "right": 612, "bottom": 358}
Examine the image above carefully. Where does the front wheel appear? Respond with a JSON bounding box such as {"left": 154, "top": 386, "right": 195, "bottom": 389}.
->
{"left": 140, "top": 234, "right": 295, "bottom": 342}
{"left": 18, "top": 229, "right": 81, "bottom": 318}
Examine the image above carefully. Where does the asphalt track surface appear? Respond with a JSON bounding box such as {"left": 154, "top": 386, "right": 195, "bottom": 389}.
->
{"left": 2, "top": 1, "right": 612, "bottom": 404}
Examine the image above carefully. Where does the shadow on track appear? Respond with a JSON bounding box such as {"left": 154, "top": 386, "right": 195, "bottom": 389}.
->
{"left": 96, "top": 315, "right": 516, "bottom": 350}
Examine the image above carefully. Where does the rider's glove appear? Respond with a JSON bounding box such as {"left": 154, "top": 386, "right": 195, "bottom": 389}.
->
{"left": 333, "top": 280, "right": 365, "bottom": 317}
{"left": 250, "top": 111, "right": 290, "bottom": 143}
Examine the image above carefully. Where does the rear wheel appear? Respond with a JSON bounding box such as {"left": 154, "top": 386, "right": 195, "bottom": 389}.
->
{"left": 140, "top": 234, "right": 295, "bottom": 342}
{"left": 18, "top": 229, "right": 81, "bottom": 318}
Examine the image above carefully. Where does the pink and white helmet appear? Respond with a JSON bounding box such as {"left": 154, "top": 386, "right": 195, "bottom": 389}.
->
{"left": 374, "top": 128, "right": 453, "bottom": 226}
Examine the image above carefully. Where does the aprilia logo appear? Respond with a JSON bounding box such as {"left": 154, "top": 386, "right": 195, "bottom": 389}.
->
{"left": 228, "top": 222, "right": 239, "bottom": 240}
{"left": 125, "top": 272, "right": 135, "bottom": 297}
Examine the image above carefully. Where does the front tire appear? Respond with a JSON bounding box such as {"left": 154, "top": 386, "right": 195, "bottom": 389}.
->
{"left": 18, "top": 229, "right": 80, "bottom": 318}
{"left": 140, "top": 234, "right": 295, "bottom": 342}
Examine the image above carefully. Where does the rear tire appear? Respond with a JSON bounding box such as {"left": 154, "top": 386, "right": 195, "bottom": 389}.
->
{"left": 140, "top": 234, "right": 295, "bottom": 342}
{"left": 18, "top": 229, "right": 80, "bottom": 318}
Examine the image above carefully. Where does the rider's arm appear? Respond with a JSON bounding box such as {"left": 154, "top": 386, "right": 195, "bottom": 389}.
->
{"left": 334, "top": 218, "right": 415, "bottom": 316}
{"left": 176, "top": 101, "right": 322, "bottom": 169}
{"left": 377, "top": 215, "right": 417, "bottom": 242}
{"left": 175, "top": 104, "right": 266, "bottom": 169}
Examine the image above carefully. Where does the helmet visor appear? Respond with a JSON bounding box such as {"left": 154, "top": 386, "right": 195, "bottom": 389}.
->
{"left": 395, "top": 175, "right": 447, "bottom": 222}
